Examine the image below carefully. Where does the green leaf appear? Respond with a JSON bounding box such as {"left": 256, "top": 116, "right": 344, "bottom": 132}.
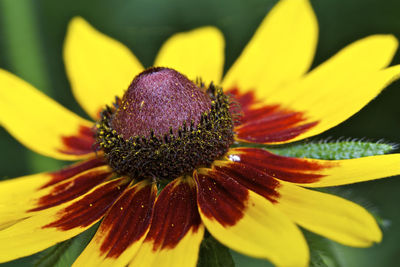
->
{"left": 35, "top": 223, "right": 99, "bottom": 267}
{"left": 303, "top": 230, "right": 341, "bottom": 267}
{"left": 268, "top": 140, "right": 395, "bottom": 160}
{"left": 310, "top": 253, "right": 329, "bottom": 267}
{"left": 197, "top": 233, "right": 235, "bottom": 267}
{"left": 230, "top": 250, "right": 273, "bottom": 267}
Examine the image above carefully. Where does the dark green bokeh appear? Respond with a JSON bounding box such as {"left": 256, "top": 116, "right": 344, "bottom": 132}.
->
{"left": 0, "top": 0, "right": 399, "bottom": 266}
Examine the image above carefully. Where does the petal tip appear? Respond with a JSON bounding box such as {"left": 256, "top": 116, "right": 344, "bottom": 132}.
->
{"left": 68, "top": 16, "right": 89, "bottom": 30}
{"left": 197, "top": 26, "right": 224, "bottom": 40}
{"left": 65, "top": 16, "right": 96, "bottom": 43}
{"left": 364, "top": 34, "right": 399, "bottom": 62}
{"left": 368, "top": 220, "right": 383, "bottom": 245}
{"left": 186, "top": 26, "right": 225, "bottom": 52}
{"left": 377, "top": 33, "right": 398, "bottom": 51}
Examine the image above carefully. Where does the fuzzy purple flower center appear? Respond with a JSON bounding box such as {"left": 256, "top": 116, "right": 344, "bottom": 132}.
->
{"left": 111, "top": 67, "right": 211, "bottom": 139}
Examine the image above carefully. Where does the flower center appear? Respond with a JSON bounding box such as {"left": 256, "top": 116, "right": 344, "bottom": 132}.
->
{"left": 111, "top": 67, "right": 211, "bottom": 139}
{"left": 96, "top": 67, "right": 234, "bottom": 182}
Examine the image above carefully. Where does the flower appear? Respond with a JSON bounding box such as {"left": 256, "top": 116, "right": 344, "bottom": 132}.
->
{"left": 1, "top": 0, "right": 400, "bottom": 266}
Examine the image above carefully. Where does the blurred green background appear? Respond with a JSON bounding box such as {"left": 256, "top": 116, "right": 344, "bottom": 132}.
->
{"left": 0, "top": 0, "right": 399, "bottom": 266}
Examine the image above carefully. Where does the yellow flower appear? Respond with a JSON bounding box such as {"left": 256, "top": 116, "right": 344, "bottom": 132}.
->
{"left": 1, "top": 0, "right": 400, "bottom": 266}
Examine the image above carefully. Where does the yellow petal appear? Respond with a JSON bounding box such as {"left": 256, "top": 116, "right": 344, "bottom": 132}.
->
{"left": 227, "top": 147, "right": 400, "bottom": 188}
{"left": 0, "top": 178, "right": 126, "bottom": 263}
{"left": 64, "top": 17, "right": 144, "bottom": 119}
{"left": 154, "top": 27, "right": 224, "bottom": 85}
{"left": 0, "top": 158, "right": 107, "bottom": 229}
{"left": 238, "top": 36, "right": 399, "bottom": 144}
{"left": 301, "top": 154, "right": 400, "bottom": 188}
{"left": 273, "top": 36, "right": 399, "bottom": 142}
{"left": 196, "top": 169, "right": 309, "bottom": 267}
{"left": 223, "top": 0, "right": 317, "bottom": 92}
{"left": 0, "top": 172, "right": 50, "bottom": 229}
{"left": 129, "top": 226, "right": 204, "bottom": 267}
{"left": 129, "top": 178, "right": 204, "bottom": 267}
{"left": 0, "top": 69, "right": 94, "bottom": 160}
{"left": 275, "top": 182, "right": 381, "bottom": 247}
{"left": 73, "top": 181, "right": 157, "bottom": 267}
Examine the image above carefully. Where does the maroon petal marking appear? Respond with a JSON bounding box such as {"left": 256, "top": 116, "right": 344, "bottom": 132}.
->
{"left": 97, "top": 181, "right": 156, "bottom": 258}
{"left": 228, "top": 88, "right": 255, "bottom": 113}
{"left": 240, "top": 105, "right": 283, "bottom": 124}
{"left": 229, "top": 148, "right": 336, "bottom": 184}
{"left": 43, "top": 178, "right": 127, "bottom": 231}
{"left": 59, "top": 125, "right": 98, "bottom": 155}
{"left": 44, "top": 156, "right": 106, "bottom": 188}
{"left": 228, "top": 88, "right": 318, "bottom": 143}
{"left": 238, "top": 112, "right": 306, "bottom": 133}
{"left": 237, "top": 121, "right": 318, "bottom": 143}
{"left": 144, "top": 178, "right": 201, "bottom": 251}
{"left": 213, "top": 161, "right": 280, "bottom": 203}
{"left": 195, "top": 169, "right": 248, "bottom": 227}
{"left": 30, "top": 167, "right": 113, "bottom": 212}
{"left": 229, "top": 88, "right": 281, "bottom": 124}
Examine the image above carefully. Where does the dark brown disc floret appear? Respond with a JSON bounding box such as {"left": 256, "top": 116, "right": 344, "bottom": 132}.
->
{"left": 96, "top": 67, "right": 234, "bottom": 182}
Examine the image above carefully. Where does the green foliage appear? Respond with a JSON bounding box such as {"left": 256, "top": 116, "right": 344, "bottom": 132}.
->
{"left": 268, "top": 140, "right": 395, "bottom": 160}
{"left": 197, "top": 234, "right": 235, "bottom": 267}
{"left": 304, "top": 230, "right": 341, "bottom": 267}
{"left": 35, "top": 223, "right": 99, "bottom": 267}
